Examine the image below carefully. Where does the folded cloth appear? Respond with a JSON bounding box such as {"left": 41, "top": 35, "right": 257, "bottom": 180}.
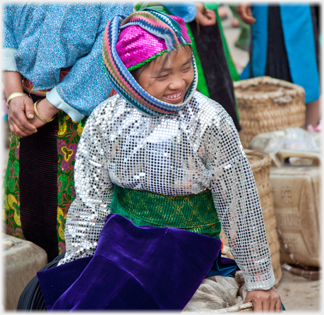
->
{"left": 184, "top": 272, "right": 286, "bottom": 312}
{"left": 38, "top": 214, "right": 230, "bottom": 310}
{"left": 183, "top": 272, "right": 248, "bottom": 311}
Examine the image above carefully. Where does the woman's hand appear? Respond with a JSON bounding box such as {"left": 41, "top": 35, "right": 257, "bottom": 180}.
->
{"left": 28, "top": 98, "right": 60, "bottom": 129}
{"left": 244, "top": 287, "right": 282, "bottom": 312}
{"left": 237, "top": 3, "right": 256, "bottom": 25}
{"left": 4, "top": 71, "right": 38, "bottom": 137}
{"left": 195, "top": 2, "right": 216, "bottom": 26}
{"left": 8, "top": 96, "right": 60, "bottom": 137}
{"left": 8, "top": 95, "right": 37, "bottom": 138}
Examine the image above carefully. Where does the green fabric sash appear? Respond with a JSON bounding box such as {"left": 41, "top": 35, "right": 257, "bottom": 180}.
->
{"left": 110, "top": 185, "right": 221, "bottom": 238}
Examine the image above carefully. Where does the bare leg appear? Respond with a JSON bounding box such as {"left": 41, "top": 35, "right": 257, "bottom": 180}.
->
{"left": 306, "top": 97, "right": 321, "bottom": 127}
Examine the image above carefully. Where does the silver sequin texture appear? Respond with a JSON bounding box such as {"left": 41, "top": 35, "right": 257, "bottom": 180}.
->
{"left": 59, "top": 91, "right": 275, "bottom": 291}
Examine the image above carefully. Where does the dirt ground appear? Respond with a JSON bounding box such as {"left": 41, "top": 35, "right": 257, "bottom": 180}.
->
{"left": 275, "top": 269, "right": 321, "bottom": 312}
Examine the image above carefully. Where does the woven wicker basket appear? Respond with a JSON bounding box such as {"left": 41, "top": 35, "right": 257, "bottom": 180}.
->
{"left": 220, "top": 149, "right": 282, "bottom": 287}
{"left": 234, "top": 76, "right": 306, "bottom": 148}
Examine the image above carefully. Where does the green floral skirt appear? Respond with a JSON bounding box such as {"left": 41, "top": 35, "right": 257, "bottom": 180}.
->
{"left": 3, "top": 111, "right": 88, "bottom": 256}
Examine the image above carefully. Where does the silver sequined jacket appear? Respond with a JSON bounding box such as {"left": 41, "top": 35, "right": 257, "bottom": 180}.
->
{"left": 59, "top": 91, "right": 275, "bottom": 291}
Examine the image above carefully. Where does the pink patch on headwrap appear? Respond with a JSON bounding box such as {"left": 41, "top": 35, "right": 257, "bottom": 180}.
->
{"left": 116, "top": 15, "right": 191, "bottom": 70}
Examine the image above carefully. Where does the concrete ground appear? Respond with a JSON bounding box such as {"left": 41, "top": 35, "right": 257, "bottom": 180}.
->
{"left": 222, "top": 17, "right": 321, "bottom": 314}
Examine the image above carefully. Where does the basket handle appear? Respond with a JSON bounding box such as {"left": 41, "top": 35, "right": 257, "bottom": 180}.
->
{"left": 275, "top": 149, "right": 321, "bottom": 166}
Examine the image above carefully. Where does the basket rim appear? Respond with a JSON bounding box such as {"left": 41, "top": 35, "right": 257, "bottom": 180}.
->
{"left": 234, "top": 76, "right": 305, "bottom": 99}
{"left": 244, "top": 149, "right": 271, "bottom": 170}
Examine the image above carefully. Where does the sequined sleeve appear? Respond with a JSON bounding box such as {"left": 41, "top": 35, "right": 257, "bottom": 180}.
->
{"left": 205, "top": 111, "right": 275, "bottom": 291}
{"left": 58, "top": 101, "right": 113, "bottom": 265}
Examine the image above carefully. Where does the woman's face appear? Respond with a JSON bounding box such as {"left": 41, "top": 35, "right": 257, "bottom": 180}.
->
{"left": 135, "top": 47, "right": 194, "bottom": 104}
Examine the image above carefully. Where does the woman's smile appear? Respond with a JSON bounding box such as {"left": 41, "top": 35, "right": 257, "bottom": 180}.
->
{"left": 163, "top": 90, "right": 184, "bottom": 103}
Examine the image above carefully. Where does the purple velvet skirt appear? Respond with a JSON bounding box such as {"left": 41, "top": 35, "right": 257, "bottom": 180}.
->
{"left": 37, "top": 214, "right": 237, "bottom": 310}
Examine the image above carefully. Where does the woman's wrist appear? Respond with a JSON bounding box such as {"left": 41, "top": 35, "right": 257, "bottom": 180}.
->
{"left": 35, "top": 98, "right": 61, "bottom": 121}
{"left": 3, "top": 71, "right": 24, "bottom": 97}
{"left": 6, "top": 92, "right": 30, "bottom": 108}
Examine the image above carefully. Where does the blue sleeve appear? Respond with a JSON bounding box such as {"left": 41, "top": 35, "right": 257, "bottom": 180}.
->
{"left": 3, "top": 4, "right": 18, "bottom": 49}
{"left": 52, "top": 3, "right": 133, "bottom": 118}
{"left": 161, "top": 2, "right": 197, "bottom": 22}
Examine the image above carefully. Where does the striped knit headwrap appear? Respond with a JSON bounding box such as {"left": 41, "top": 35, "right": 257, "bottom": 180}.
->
{"left": 102, "top": 9, "right": 198, "bottom": 116}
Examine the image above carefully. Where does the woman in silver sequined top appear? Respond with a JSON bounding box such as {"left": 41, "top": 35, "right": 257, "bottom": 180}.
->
{"left": 57, "top": 9, "right": 282, "bottom": 312}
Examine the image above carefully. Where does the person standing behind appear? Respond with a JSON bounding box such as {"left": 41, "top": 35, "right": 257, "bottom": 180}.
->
{"left": 238, "top": 3, "right": 321, "bottom": 130}
{"left": 228, "top": 4, "right": 251, "bottom": 51}
{"left": 3, "top": 3, "right": 133, "bottom": 262}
